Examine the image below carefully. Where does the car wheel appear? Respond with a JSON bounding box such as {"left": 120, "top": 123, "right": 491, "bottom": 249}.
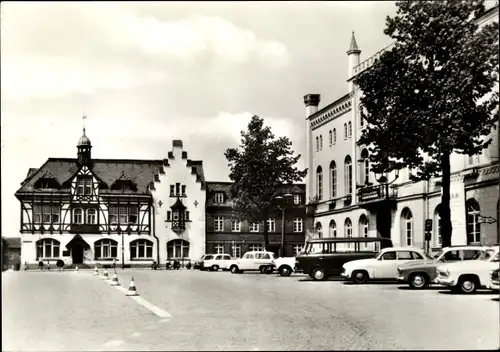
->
{"left": 230, "top": 265, "right": 239, "bottom": 274}
{"left": 311, "top": 267, "right": 326, "bottom": 281}
{"left": 409, "top": 273, "right": 428, "bottom": 290}
{"left": 458, "top": 276, "right": 478, "bottom": 294}
{"left": 265, "top": 266, "right": 273, "bottom": 274}
{"left": 352, "top": 270, "right": 368, "bottom": 284}
{"left": 211, "top": 265, "right": 219, "bottom": 272}
{"left": 259, "top": 266, "right": 267, "bottom": 274}
{"left": 279, "top": 265, "right": 292, "bottom": 277}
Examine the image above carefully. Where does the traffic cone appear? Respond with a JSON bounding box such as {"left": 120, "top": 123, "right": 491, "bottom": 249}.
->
{"left": 94, "top": 266, "right": 99, "bottom": 276}
{"left": 102, "top": 268, "right": 109, "bottom": 280}
{"left": 126, "top": 277, "right": 139, "bottom": 296}
{"left": 75, "top": 266, "right": 79, "bottom": 273}
{"left": 109, "top": 272, "right": 120, "bottom": 286}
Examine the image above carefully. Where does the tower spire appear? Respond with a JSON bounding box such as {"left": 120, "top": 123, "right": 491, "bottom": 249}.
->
{"left": 347, "top": 31, "right": 361, "bottom": 55}
{"left": 82, "top": 112, "right": 87, "bottom": 135}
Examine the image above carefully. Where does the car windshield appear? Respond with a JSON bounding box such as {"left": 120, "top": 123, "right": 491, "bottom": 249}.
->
{"left": 303, "top": 243, "right": 324, "bottom": 255}
{"left": 433, "top": 250, "right": 445, "bottom": 260}
{"left": 204, "top": 255, "right": 213, "bottom": 260}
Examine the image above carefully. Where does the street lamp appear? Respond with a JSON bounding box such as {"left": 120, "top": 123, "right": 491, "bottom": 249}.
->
{"left": 374, "top": 169, "right": 400, "bottom": 199}
{"left": 275, "top": 193, "right": 293, "bottom": 258}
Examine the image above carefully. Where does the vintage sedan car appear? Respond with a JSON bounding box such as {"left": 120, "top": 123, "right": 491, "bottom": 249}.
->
{"left": 202, "top": 253, "right": 233, "bottom": 271}
{"left": 228, "top": 251, "right": 275, "bottom": 274}
{"left": 274, "top": 256, "right": 302, "bottom": 277}
{"left": 488, "top": 268, "right": 499, "bottom": 291}
{"left": 436, "top": 246, "right": 499, "bottom": 294}
{"left": 341, "top": 247, "right": 430, "bottom": 284}
{"left": 396, "top": 245, "right": 487, "bottom": 289}
{"left": 193, "top": 254, "right": 209, "bottom": 270}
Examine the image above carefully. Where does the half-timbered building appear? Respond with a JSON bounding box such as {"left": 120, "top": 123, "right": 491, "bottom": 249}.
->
{"left": 16, "top": 131, "right": 206, "bottom": 268}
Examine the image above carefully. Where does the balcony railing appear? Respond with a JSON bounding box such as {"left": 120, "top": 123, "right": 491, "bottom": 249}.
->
{"left": 358, "top": 185, "right": 397, "bottom": 203}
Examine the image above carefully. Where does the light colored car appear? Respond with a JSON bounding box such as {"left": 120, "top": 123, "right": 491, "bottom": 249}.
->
{"left": 488, "top": 268, "right": 499, "bottom": 291}
{"left": 341, "top": 247, "right": 430, "bottom": 284}
{"left": 274, "top": 256, "right": 301, "bottom": 277}
{"left": 228, "top": 251, "right": 276, "bottom": 274}
{"left": 202, "top": 254, "right": 233, "bottom": 271}
{"left": 436, "top": 246, "right": 499, "bottom": 294}
{"left": 396, "top": 245, "right": 487, "bottom": 289}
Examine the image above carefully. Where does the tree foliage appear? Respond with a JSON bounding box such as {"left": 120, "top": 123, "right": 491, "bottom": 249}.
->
{"left": 225, "top": 115, "right": 307, "bottom": 248}
{"left": 356, "top": 0, "right": 498, "bottom": 247}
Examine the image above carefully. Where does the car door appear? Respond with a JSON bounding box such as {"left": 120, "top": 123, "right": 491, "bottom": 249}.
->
{"left": 222, "top": 254, "right": 232, "bottom": 269}
{"left": 253, "top": 252, "right": 264, "bottom": 270}
{"left": 373, "top": 250, "right": 398, "bottom": 278}
{"left": 242, "top": 253, "right": 254, "bottom": 270}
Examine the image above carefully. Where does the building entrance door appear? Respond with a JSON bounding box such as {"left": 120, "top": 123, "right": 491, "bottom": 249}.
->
{"left": 72, "top": 245, "right": 84, "bottom": 264}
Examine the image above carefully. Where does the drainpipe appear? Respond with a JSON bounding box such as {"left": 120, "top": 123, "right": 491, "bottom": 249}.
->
{"left": 152, "top": 203, "right": 160, "bottom": 265}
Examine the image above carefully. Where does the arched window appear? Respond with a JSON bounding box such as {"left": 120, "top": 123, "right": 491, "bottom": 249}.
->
{"left": 466, "top": 199, "right": 481, "bottom": 244}
{"left": 167, "top": 239, "right": 189, "bottom": 259}
{"left": 36, "top": 238, "right": 60, "bottom": 259}
{"left": 434, "top": 205, "right": 442, "bottom": 248}
{"left": 330, "top": 161, "right": 337, "bottom": 198}
{"left": 86, "top": 209, "right": 97, "bottom": 224}
{"left": 344, "top": 156, "right": 352, "bottom": 195}
{"left": 319, "top": 135, "right": 323, "bottom": 150}
{"left": 95, "top": 239, "right": 118, "bottom": 259}
{"left": 359, "top": 214, "right": 369, "bottom": 248}
{"left": 344, "top": 123, "right": 347, "bottom": 139}
{"left": 401, "top": 208, "right": 413, "bottom": 246}
{"left": 316, "top": 166, "right": 323, "bottom": 201}
{"left": 130, "top": 239, "right": 154, "bottom": 259}
{"left": 360, "top": 149, "right": 370, "bottom": 185}
{"left": 348, "top": 121, "right": 352, "bottom": 137}
{"left": 73, "top": 208, "right": 83, "bottom": 224}
{"left": 333, "top": 128, "right": 337, "bottom": 144}
{"left": 316, "top": 136, "right": 319, "bottom": 152}
{"left": 329, "top": 220, "right": 337, "bottom": 238}
{"left": 328, "top": 130, "right": 333, "bottom": 146}
{"left": 344, "top": 218, "right": 352, "bottom": 238}
{"left": 315, "top": 222, "right": 323, "bottom": 238}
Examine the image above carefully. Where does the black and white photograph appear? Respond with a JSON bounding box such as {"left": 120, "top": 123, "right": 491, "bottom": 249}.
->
{"left": 1, "top": 1, "right": 499, "bottom": 351}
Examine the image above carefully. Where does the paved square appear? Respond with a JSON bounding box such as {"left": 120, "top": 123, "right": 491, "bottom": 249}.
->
{"left": 3, "top": 269, "right": 499, "bottom": 351}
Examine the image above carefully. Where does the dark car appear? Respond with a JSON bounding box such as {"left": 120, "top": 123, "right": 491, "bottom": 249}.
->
{"left": 296, "top": 237, "right": 393, "bottom": 281}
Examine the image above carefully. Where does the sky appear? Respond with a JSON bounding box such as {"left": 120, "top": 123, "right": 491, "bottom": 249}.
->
{"left": 1, "top": 1, "right": 398, "bottom": 238}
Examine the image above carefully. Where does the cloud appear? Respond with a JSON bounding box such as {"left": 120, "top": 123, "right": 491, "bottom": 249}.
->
{"left": 1, "top": 3, "right": 289, "bottom": 100}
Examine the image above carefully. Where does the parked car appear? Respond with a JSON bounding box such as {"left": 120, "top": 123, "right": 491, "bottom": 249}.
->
{"left": 202, "top": 254, "right": 233, "bottom": 271}
{"left": 274, "top": 256, "right": 302, "bottom": 277}
{"left": 228, "top": 251, "right": 275, "bottom": 274}
{"left": 341, "top": 247, "right": 430, "bottom": 284}
{"left": 396, "top": 245, "right": 487, "bottom": 289}
{"left": 436, "top": 246, "right": 499, "bottom": 294}
{"left": 193, "top": 254, "right": 212, "bottom": 270}
{"left": 488, "top": 268, "right": 499, "bottom": 291}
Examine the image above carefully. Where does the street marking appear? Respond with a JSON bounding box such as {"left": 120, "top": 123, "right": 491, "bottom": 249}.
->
{"left": 131, "top": 332, "right": 143, "bottom": 338}
{"left": 114, "top": 286, "right": 128, "bottom": 294}
{"left": 103, "top": 340, "right": 124, "bottom": 347}
{"left": 159, "top": 318, "right": 170, "bottom": 323}
{"left": 129, "top": 296, "right": 172, "bottom": 318}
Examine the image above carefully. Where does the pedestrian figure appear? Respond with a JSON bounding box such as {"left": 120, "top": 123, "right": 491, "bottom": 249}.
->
{"left": 186, "top": 260, "right": 192, "bottom": 270}
{"left": 173, "top": 260, "right": 180, "bottom": 270}
{"left": 46, "top": 260, "right": 51, "bottom": 272}
{"left": 151, "top": 260, "right": 157, "bottom": 270}
{"left": 166, "top": 261, "right": 171, "bottom": 270}
{"left": 24, "top": 262, "right": 28, "bottom": 271}
{"left": 56, "top": 259, "right": 64, "bottom": 272}
{"left": 112, "top": 258, "right": 116, "bottom": 270}
{"left": 38, "top": 260, "right": 44, "bottom": 272}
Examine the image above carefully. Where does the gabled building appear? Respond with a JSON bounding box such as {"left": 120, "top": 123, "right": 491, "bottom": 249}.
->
{"left": 303, "top": 4, "right": 499, "bottom": 250}
{"left": 15, "top": 130, "right": 206, "bottom": 268}
{"left": 15, "top": 129, "right": 306, "bottom": 267}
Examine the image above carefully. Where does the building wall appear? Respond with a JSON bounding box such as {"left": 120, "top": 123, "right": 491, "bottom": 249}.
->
{"left": 305, "top": 5, "right": 499, "bottom": 249}
{"left": 150, "top": 142, "right": 206, "bottom": 263}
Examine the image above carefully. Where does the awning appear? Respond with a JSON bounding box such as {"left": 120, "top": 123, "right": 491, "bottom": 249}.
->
{"left": 65, "top": 234, "right": 91, "bottom": 250}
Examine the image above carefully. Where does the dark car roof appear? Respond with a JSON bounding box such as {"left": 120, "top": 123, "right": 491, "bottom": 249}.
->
{"left": 306, "top": 237, "right": 392, "bottom": 244}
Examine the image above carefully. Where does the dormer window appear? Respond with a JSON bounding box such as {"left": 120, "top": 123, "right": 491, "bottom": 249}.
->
{"left": 294, "top": 195, "right": 302, "bottom": 204}
{"left": 214, "top": 192, "right": 224, "bottom": 203}
{"left": 35, "top": 177, "right": 60, "bottom": 190}
{"left": 77, "top": 177, "right": 92, "bottom": 195}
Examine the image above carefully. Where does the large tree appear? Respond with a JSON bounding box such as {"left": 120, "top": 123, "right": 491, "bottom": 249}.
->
{"left": 356, "top": 0, "right": 498, "bottom": 247}
{"left": 225, "top": 115, "right": 307, "bottom": 249}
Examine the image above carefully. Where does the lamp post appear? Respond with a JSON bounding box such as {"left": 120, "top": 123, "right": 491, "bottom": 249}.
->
{"left": 374, "top": 169, "right": 400, "bottom": 199}
{"left": 121, "top": 230, "right": 125, "bottom": 270}
{"left": 275, "top": 193, "right": 293, "bottom": 258}
{"left": 373, "top": 169, "right": 400, "bottom": 241}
